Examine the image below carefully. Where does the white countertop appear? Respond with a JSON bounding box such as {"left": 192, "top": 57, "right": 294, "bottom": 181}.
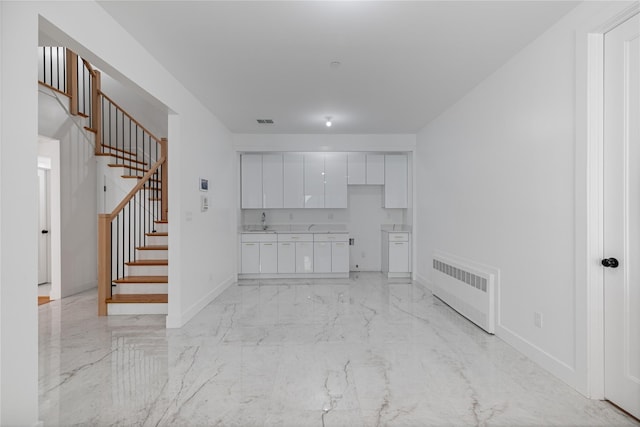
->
{"left": 241, "top": 224, "right": 348, "bottom": 234}
{"left": 381, "top": 224, "right": 412, "bottom": 232}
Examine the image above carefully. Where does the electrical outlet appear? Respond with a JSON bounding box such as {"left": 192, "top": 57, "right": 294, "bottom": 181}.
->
{"left": 534, "top": 312, "right": 543, "bottom": 328}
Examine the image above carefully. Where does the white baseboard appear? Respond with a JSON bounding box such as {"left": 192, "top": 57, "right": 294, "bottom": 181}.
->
{"left": 495, "top": 323, "right": 577, "bottom": 390}
{"left": 414, "top": 273, "right": 433, "bottom": 292}
{"left": 166, "top": 274, "right": 235, "bottom": 328}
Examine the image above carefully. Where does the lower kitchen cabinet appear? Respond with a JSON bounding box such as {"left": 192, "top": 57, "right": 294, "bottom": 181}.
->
{"left": 260, "top": 242, "right": 278, "bottom": 273}
{"left": 277, "top": 242, "right": 295, "bottom": 273}
{"left": 314, "top": 242, "right": 332, "bottom": 273}
{"left": 296, "top": 241, "right": 314, "bottom": 273}
{"left": 381, "top": 230, "right": 411, "bottom": 278}
{"left": 241, "top": 242, "right": 260, "bottom": 274}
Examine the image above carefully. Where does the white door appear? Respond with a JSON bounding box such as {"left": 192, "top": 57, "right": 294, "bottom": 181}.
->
{"left": 260, "top": 242, "right": 278, "bottom": 274}
{"left": 314, "top": 242, "right": 331, "bottom": 273}
{"left": 603, "top": 13, "right": 640, "bottom": 419}
{"left": 277, "top": 242, "right": 295, "bottom": 273}
{"left": 37, "top": 168, "right": 50, "bottom": 284}
{"left": 324, "top": 153, "right": 348, "bottom": 208}
{"left": 304, "top": 153, "right": 324, "bottom": 208}
{"left": 241, "top": 243, "right": 260, "bottom": 274}
{"left": 241, "top": 154, "right": 262, "bottom": 208}
{"left": 262, "top": 154, "right": 283, "bottom": 208}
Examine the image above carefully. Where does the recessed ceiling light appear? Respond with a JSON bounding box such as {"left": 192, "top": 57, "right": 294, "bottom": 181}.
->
{"left": 330, "top": 61, "right": 341, "bottom": 69}
{"left": 325, "top": 116, "right": 332, "bottom": 127}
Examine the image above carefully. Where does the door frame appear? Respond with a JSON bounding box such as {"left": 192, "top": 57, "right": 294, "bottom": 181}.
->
{"left": 582, "top": 2, "right": 640, "bottom": 400}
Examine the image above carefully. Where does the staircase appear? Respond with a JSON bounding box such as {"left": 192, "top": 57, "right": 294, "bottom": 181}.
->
{"left": 38, "top": 46, "right": 169, "bottom": 316}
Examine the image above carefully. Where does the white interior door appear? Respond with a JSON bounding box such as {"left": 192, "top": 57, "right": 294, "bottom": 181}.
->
{"left": 603, "top": 13, "right": 640, "bottom": 419}
{"left": 37, "top": 168, "right": 50, "bottom": 285}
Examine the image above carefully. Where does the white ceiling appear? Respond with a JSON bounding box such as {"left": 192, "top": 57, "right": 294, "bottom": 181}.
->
{"left": 99, "top": 1, "right": 578, "bottom": 134}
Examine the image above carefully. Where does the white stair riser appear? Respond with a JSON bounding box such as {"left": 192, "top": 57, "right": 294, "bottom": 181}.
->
{"left": 146, "top": 235, "right": 168, "bottom": 246}
{"left": 125, "top": 265, "right": 168, "bottom": 276}
{"left": 155, "top": 223, "right": 168, "bottom": 233}
{"left": 113, "top": 283, "right": 168, "bottom": 294}
{"left": 108, "top": 303, "right": 168, "bottom": 315}
{"left": 137, "top": 249, "right": 168, "bottom": 260}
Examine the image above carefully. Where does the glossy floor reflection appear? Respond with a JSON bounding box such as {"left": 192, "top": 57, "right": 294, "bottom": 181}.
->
{"left": 39, "top": 273, "right": 638, "bottom": 426}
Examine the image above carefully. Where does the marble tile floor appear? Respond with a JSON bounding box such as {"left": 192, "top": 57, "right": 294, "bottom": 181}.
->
{"left": 38, "top": 273, "right": 638, "bottom": 426}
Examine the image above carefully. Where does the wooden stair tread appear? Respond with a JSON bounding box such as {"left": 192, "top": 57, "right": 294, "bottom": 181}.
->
{"left": 97, "top": 152, "right": 147, "bottom": 165}
{"left": 103, "top": 144, "right": 136, "bottom": 156}
{"left": 107, "top": 294, "right": 168, "bottom": 304}
{"left": 146, "top": 232, "right": 168, "bottom": 237}
{"left": 121, "top": 175, "right": 161, "bottom": 182}
{"left": 84, "top": 126, "right": 97, "bottom": 134}
{"left": 155, "top": 220, "right": 169, "bottom": 224}
{"left": 137, "top": 245, "right": 168, "bottom": 250}
{"left": 108, "top": 164, "right": 148, "bottom": 173}
{"left": 113, "top": 275, "right": 168, "bottom": 283}
{"left": 125, "top": 259, "right": 168, "bottom": 266}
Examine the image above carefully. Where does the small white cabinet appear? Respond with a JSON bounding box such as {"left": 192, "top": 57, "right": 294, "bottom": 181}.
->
{"left": 314, "top": 242, "right": 332, "bottom": 273}
{"left": 381, "top": 231, "right": 411, "bottom": 278}
{"left": 262, "top": 154, "right": 283, "bottom": 208}
{"left": 283, "top": 153, "right": 304, "bottom": 208}
{"left": 241, "top": 243, "right": 260, "bottom": 274}
{"left": 260, "top": 242, "right": 278, "bottom": 273}
{"left": 366, "top": 154, "right": 385, "bottom": 185}
{"left": 347, "top": 153, "right": 366, "bottom": 185}
{"left": 384, "top": 155, "right": 407, "bottom": 208}
{"left": 241, "top": 154, "right": 262, "bottom": 209}
{"left": 304, "top": 153, "right": 325, "bottom": 208}
{"left": 324, "top": 153, "right": 347, "bottom": 208}
{"left": 296, "top": 241, "right": 314, "bottom": 273}
{"left": 277, "top": 242, "right": 295, "bottom": 273}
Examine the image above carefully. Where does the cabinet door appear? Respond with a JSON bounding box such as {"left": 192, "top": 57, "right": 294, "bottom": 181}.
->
{"left": 260, "top": 242, "right": 278, "bottom": 273}
{"left": 304, "top": 153, "right": 325, "bottom": 208}
{"left": 262, "top": 154, "right": 283, "bottom": 208}
{"left": 388, "top": 241, "right": 409, "bottom": 273}
{"left": 283, "top": 153, "right": 304, "bottom": 208}
{"left": 241, "top": 154, "right": 262, "bottom": 208}
{"left": 384, "top": 154, "right": 407, "bottom": 208}
{"left": 314, "top": 242, "right": 332, "bottom": 273}
{"left": 366, "top": 154, "right": 385, "bottom": 185}
{"left": 324, "top": 153, "right": 347, "bottom": 208}
{"left": 347, "top": 153, "right": 366, "bottom": 185}
{"left": 241, "top": 242, "right": 260, "bottom": 273}
{"left": 331, "top": 242, "right": 349, "bottom": 273}
{"left": 296, "top": 242, "right": 314, "bottom": 273}
{"left": 277, "top": 242, "right": 295, "bottom": 273}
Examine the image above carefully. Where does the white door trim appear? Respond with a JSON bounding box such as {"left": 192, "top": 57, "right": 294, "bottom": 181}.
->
{"left": 583, "top": 2, "right": 640, "bottom": 400}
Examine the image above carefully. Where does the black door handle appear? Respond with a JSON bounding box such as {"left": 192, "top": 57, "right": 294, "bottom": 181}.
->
{"left": 601, "top": 257, "right": 619, "bottom": 268}
{"left": 41, "top": 230, "right": 49, "bottom": 234}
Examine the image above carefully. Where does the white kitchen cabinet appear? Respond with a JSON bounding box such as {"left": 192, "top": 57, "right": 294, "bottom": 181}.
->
{"left": 314, "top": 242, "right": 332, "bottom": 273}
{"left": 283, "top": 153, "right": 304, "bottom": 208}
{"left": 366, "top": 154, "right": 385, "bottom": 185}
{"left": 384, "top": 155, "right": 407, "bottom": 208}
{"left": 296, "top": 241, "right": 314, "bottom": 273}
{"left": 260, "top": 242, "right": 278, "bottom": 273}
{"left": 331, "top": 241, "right": 349, "bottom": 273}
{"left": 389, "top": 241, "right": 409, "bottom": 272}
{"left": 324, "top": 153, "right": 347, "bottom": 208}
{"left": 262, "top": 154, "right": 283, "bottom": 208}
{"left": 277, "top": 242, "right": 295, "bottom": 273}
{"left": 304, "top": 153, "right": 325, "bottom": 208}
{"left": 347, "top": 153, "right": 366, "bottom": 185}
{"left": 241, "top": 242, "right": 260, "bottom": 274}
{"left": 241, "top": 154, "right": 262, "bottom": 209}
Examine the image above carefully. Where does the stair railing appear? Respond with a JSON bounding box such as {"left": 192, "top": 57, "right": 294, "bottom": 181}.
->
{"left": 98, "top": 150, "right": 167, "bottom": 316}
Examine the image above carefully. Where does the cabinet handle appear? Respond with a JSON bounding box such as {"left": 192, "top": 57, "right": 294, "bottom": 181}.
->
{"left": 264, "top": 243, "right": 273, "bottom": 246}
{"left": 394, "top": 242, "right": 404, "bottom": 245}
{"left": 291, "top": 237, "right": 299, "bottom": 240}
{"left": 245, "top": 243, "right": 255, "bottom": 246}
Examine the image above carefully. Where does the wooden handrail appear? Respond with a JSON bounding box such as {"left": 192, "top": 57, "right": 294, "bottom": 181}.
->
{"left": 99, "top": 91, "right": 162, "bottom": 143}
{"left": 81, "top": 58, "right": 97, "bottom": 77}
{"left": 108, "top": 156, "right": 166, "bottom": 221}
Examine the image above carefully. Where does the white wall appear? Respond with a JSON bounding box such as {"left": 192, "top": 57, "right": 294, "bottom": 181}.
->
{"left": 1, "top": 2, "right": 237, "bottom": 423}
{"left": 39, "top": 90, "right": 97, "bottom": 297}
{"left": 415, "top": 1, "right": 635, "bottom": 396}
{"left": 234, "top": 133, "right": 415, "bottom": 152}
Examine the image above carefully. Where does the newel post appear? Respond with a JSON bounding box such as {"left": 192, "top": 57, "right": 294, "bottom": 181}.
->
{"left": 93, "top": 70, "right": 102, "bottom": 155}
{"left": 66, "top": 49, "right": 78, "bottom": 115}
{"left": 161, "top": 138, "right": 168, "bottom": 222}
{"left": 97, "top": 214, "right": 111, "bottom": 316}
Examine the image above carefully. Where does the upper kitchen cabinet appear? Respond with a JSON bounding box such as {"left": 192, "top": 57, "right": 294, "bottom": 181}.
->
{"left": 283, "top": 153, "right": 304, "bottom": 208}
{"left": 347, "top": 153, "right": 366, "bottom": 185}
{"left": 241, "top": 154, "right": 262, "bottom": 209}
{"left": 262, "top": 153, "right": 283, "bottom": 208}
{"left": 324, "top": 153, "right": 347, "bottom": 208}
{"left": 366, "top": 154, "right": 385, "bottom": 185}
{"left": 384, "top": 154, "right": 408, "bottom": 208}
{"left": 304, "top": 153, "right": 325, "bottom": 208}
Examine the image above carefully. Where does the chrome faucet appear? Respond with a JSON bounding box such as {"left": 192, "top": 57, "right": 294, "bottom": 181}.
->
{"left": 261, "top": 212, "right": 267, "bottom": 230}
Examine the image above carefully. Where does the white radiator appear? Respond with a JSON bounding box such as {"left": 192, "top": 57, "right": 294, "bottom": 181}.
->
{"left": 432, "top": 252, "right": 498, "bottom": 334}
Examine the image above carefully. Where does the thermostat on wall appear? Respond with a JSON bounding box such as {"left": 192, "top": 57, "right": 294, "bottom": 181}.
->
{"left": 199, "top": 177, "right": 208, "bottom": 192}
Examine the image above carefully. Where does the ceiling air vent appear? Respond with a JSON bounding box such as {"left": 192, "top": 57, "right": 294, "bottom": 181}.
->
{"left": 256, "top": 119, "right": 274, "bottom": 125}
